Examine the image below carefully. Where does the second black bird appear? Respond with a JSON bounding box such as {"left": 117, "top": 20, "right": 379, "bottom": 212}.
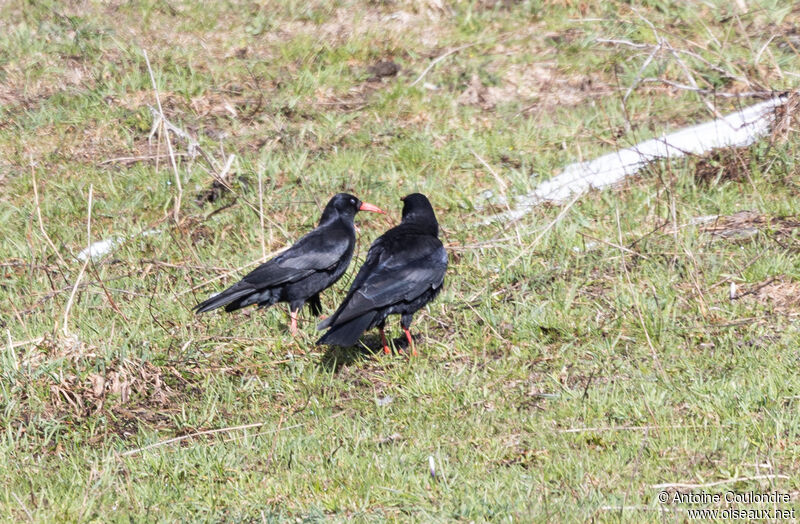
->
{"left": 194, "top": 193, "right": 385, "bottom": 334}
{"left": 317, "top": 193, "right": 448, "bottom": 355}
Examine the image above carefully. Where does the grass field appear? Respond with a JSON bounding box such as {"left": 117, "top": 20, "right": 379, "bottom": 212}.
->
{"left": 2, "top": 0, "right": 800, "bottom": 521}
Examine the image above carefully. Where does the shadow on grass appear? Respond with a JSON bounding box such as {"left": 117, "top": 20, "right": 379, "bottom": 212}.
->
{"left": 318, "top": 333, "right": 412, "bottom": 372}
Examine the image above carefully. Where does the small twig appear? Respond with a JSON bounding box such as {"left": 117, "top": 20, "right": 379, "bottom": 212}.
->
{"left": 470, "top": 148, "right": 521, "bottom": 245}
{"left": 217, "top": 153, "right": 235, "bottom": 183}
{"left": 99, "top": 153, "right": 190, "bottom": 165}
{"left": 652, "top": 474, "right": 789, "bottom": 490}
{"left": 119, "top": 421, "right": 304, "bottom": 457}
{"left": 6, "top": 337, "right": 45, "bottom": 349}
{"left": 463, "top": 301, "right": 507, "bottom": 342}
{"left": 445, "top": 236, "right": 519, "bottom": 251}
{"left": 62, "top": 185, "right": 93, "bottom": 337}
{"left": 624, "top": 43, "right": 661, "bottom": 102}
{"left": 471, "top": 149, "right": 507, "bottom": 192}
{"left": 615, "top": 208, "right": 667, "bottom": 382}
{"left": 666, "top": 42, "right": 721, "bottom": 117}
{"left": 10, "top": 492, "right": 33, "bottom": 522}
{"left": 264, "top": 413, "right": 284, "bottom": 471}
{"left": 578, "top": 232, "right": 650, "bottom": 260}
{"left": 730, "top": 277, "right": 778, "bottom": 301}
{"left": 468, "top": 193, "right": 580, "bottom": 304}
{"left": 86, "top": 262, "right": 129, "bottom": 322}
{"left": 147, "top": 107, "right": 200, "bottom": 157}
{"left": 144, "top": 49, "right": 183, "bottom": 223}
{"left": 30, "top": 161, "right": 67, "bottom": 267}
{"left": 258, "top": 169, "right": 266, "bottom": 260}
{"left": 639, "top": 79, "right": 779, "bottom": 99}
{"left": 596, "top": 38, "right": 651, "bottom": 49}
{"left": 597, "top": 37, "right": 752, "bottom": 87}
{"left": 410, "top": 42, "right": 477, "bottom": 87}
{"left": 507, "top": 191, "right": 581, "bottom": 269}
{"left": 560, "top": 423, "right": 724, "bottom": 434}
{"left": 199, "top": 152, "right": 290, "bottom": 238}
{"left": 204, "top": 198, "right": 238, "bottom": 219}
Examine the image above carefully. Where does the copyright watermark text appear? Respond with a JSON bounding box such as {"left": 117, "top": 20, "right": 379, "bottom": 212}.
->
{"left": 657, "top": 490, "right": 795, "bottom": 520}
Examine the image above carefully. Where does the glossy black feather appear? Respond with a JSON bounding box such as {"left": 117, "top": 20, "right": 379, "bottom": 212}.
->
{"left": 195, "top": 193, "right": 367, "bottom": 316}
{"left": 318, "top": 193, "right": 447, "bottom": 347}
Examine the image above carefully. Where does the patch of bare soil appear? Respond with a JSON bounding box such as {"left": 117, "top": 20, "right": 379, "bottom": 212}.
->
{"left": 493, "top": 433, "right": 545, "bottom": 469}
{"left": 113, "top": 87, "right": 266, "bottom": 123}
{"left": 315, "top": 83, "right": 381, "bottom": 112}
{"left": 687, "top": 91, "right": 799, "bottom": 184}
{"left": 459, "top": 61, "right": 609, "bottom": 111}
{"left": 693, "top": 146, "right": 756, "bottom": 186}
{"left": 458, "top": 74, "right": 498, "bottom": 110}
{"left": 310, "top": 59, "right": 403, "bottom": 114}
{"left": 275, "top": 5, "right": 445, "bottom": 47}
{"left": 0, "top": 57, "right": 94, "bottom": 113}
{"left": 771, "top": 91, "right": 800, "bottom": 141}
{"left": 736, "top": 277, "right": 800, "bottom": 312}
{"left": 676, "top": 211, "right": 800, "bottom": 241}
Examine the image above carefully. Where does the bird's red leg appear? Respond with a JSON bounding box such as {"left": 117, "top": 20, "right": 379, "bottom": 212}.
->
{"left": 380, "top": 327, "right": 390, "bottom": 355}
{"left": 403, "top": 327, "right": 417, "bottom": 356}
{"left": 289, "top": 310, "right": 298, "bottom": 336}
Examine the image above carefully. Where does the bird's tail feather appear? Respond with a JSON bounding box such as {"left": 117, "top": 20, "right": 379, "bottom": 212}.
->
{"left": 194, "top": 286, "right": 254, "bottom": 314}
{"left": 316, "top": 312, "right": 376, "bottom": 347}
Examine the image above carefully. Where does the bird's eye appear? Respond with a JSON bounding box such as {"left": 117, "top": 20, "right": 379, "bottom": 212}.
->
{"left": 351, "top": 199, "right": 356, "bottom": 205}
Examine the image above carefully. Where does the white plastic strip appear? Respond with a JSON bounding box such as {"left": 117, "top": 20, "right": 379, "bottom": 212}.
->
{"left": 485, "top": 97, "right": 787, "bottom": 223}
{"left": 77, "top": 229, "right": 161, "bottom": 261}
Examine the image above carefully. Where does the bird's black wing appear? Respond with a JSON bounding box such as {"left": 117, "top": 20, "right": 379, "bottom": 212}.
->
{"left": 319, "top": 233, "right": 446, "bottom": 328}
{"left": 241, "top": 225, "right": 352, "bottom": 289}
{"left": 316, "top": 234, "right": 386, "bottom": 329}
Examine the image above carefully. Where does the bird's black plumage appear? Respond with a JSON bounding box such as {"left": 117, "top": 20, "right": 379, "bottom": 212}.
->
{"left": 194, "top": 193, "right": 385, "bottom": 334}
{"left": 317, "top": 193, "right": 447, "bottom": 353}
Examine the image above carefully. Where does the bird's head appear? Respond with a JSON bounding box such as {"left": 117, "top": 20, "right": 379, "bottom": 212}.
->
{"left": 400, "top": 193, "right": 439, "bottom": 236}
{"left": 321, "top": 193, "right": 385, "bottom": 223}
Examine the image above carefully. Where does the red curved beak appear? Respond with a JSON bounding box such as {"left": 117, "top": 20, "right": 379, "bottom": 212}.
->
{"left": 359, "top": 202, "right": 386, "bottom": 214}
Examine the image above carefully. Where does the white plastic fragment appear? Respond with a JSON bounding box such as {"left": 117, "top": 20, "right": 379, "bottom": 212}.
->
{"left": 77, "top": 236, "right": 123, "bottom": 261}
{"left": 484, "top": 97, "right": 788, "bottom": 223}
{"left": 76, "top": 229, "right": 162, "bottom": 262}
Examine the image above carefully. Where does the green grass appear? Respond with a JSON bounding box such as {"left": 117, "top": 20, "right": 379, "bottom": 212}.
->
{"left": 2, "top": 0, "right": 800, "bottom": 521}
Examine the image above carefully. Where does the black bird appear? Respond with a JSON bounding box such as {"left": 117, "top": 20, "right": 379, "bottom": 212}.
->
{"left": 194, "top": 193, "right": 385, "bottom": 334}
{"left": 317, "top": 193, "right": 447, "bottom": 355}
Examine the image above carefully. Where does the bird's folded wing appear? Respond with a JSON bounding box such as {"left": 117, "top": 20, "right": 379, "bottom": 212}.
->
{"left": 242, "top": 228, "right": 350, "bottom": 288}
{"left": 327, "top": 246, "right": 447, "bottom": 325}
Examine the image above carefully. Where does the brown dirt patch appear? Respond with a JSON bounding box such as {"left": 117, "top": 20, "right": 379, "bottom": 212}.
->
{"left": 461, "top": 61, "right": 610, "bottom": 111}
{"left": 671, "top": 211, "right": 800, "bottom": 241}
{"left": 737, "top": 277, "right": 800, "bottom": 312}
{"left": 771, "top": 91, "right": 800, "bottom": 142}
{"left": 0, "top": 56, "right": 95, "bottom": 112}
{"left": 693, "top": 147, "right": 755, "bottom": 186}
{"left": 315, "top": 83, "right": 381, "bottom": 113}
{"left": 274, "top": 6, "right": 444, "bottom": 48}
